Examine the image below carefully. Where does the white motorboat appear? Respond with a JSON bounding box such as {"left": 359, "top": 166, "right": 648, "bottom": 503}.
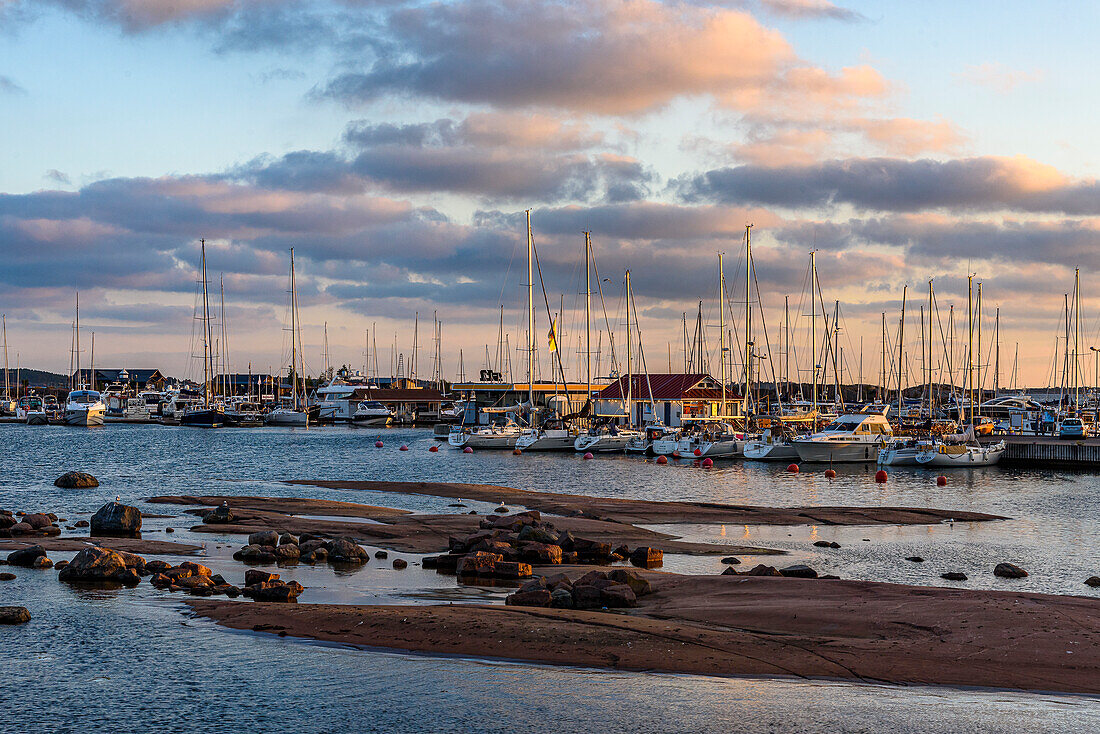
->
{"left": 574, "top": 426, "right": 640, "bottom": 453}
{"left": 448, "top": 422, "right": 523, "bottom": 449}
{"left": 351, "top": 400, "right": 394, "bottom": 426}
{"left": 16, "top": 395, "right": 48, "bottom": 425}
{"left": 65, "top": 389, "right": 106, "bottom": 426}
{"left": 793, "top": 413, "right": 893, "bottom": 463}
{"left": 515, "top": 426, "right": 578, "bottom": 452}
{"left": 743, "top": 428, "right": 800, "bottom": 461}
{"left": 914, "top": 438, "right": 1006, "bottom": 467}
{"left": 265, "top": 405, "right": 321, "bottom": 427}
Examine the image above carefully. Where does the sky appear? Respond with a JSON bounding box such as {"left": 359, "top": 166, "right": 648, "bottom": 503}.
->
{"left": 1, "top": 0, "right": 1099, "bottom": 389}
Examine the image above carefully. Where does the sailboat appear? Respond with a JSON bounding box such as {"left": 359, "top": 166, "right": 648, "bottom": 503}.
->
{"left": 266, "top": 248, "right": 319, "bottom": 426}
{"left": 181, "top": 240, "right": 226, "bottom": 428}
{"left": 64, "top": 293, "right": 107, "bottom": 426}
{"left": 0, "top": 315, "right": 14, "bottom": 415}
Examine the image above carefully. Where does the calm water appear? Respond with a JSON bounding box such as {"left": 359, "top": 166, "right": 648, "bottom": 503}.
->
{"left": 1, "top": 424, "right": 1098, "bottom": 731}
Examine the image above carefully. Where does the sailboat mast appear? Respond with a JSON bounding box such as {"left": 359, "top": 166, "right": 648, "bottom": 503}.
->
{"left": 898, "top": 285, "right": 906, "bottom": 421}
{"left": 1074, "top": 267, "right": 1081, "bottom": 410}
{"left": 810, "top": 251, "right": 818, "bottom": 416}
{"left": 743, "top": 225, "right": 752, "bottom": 416}
{"left": 289, "top": 247, "right": 298, "bottom": 411}
{"left": 977, "top": 282, "right": 983, "bottom": 418}
{"left": 526, "top": 210, "right": 534, "bottom": 411}
{"left": 76, "top": 292, "right": 81, "bottom": 387}
{"left": 928, "top": 279, "right": 934, "bottom": 416}
{"left": 966, "top": 275, "right": 973, "bottom": 425}
{"left": 784, "top": 295, "right": 790, "bottom": 400}
{"left": 880, "top": 311, "right": 885, "bottom": 403}
{"left": 1, "top": 315, "right": 8, "bottom": 399}
{"left": 585, "top": 232, "right": 592, "bottom": 408}
{"left": 626, "top": 269, "right": 633, "bottom": 425}
{"left": 719, "top": 252, "right": 726, "bottom": 418}
{"left": 994, "top": 307, "right": 1000, "bottom": 395}
{"left": 201, "top": 240, "right": 213, "bottom": 406}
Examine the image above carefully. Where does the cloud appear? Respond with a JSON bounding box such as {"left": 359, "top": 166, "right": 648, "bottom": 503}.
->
{"left": 0, "top": 74, "right": 27, "bottom": 95}
{"left": 758, "top": 0, "right": 863, "bottom": 21}
{"left": 320, "top": 0, "right": 886, "bottom": 115}
{"left": 680, "top": 155, "right": 1100, "bottom": 214}
{"left": 849, "top": 117, "right": 967, "bottom": 156}
{"left": 956, "top": 62, "right": 1043, "bottom": 93}
{"left": 45, "top": 169, "right": 72, "bottom": 185}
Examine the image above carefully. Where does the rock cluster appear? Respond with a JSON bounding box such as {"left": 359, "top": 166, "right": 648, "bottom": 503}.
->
{"left": 90, "top": 502, "right": 142, "bottom": 537}
{"left": 5, "top": 545, "right": 54, "bottom": 569}
{"left": 721, "top": 563, "right": 826, "bottom": 578}
{"left": 149, "top": 560, "right": 242, "bottom": 597}
{"left": 237, "top": 570, "right": 303, "bottom": 602}
{"left": 54, "top": 471, "right": 99, "bottom": 489}
{"left": 505, "top": 569, "right": 653, "bottom": 610}
{"left": 58, "top": 546, "right": 146, "bottom": 585}
{"left": 202, "top": 505, "right": 235, "bottom": 524}
{"left": 0, "top": 509, "right": 62, "bottom": 538}
{"left": 423, "top": 511, "right": 663, "bottom": 578}
{"left": 232, "top": 532, "right": 376, "bottom": 567}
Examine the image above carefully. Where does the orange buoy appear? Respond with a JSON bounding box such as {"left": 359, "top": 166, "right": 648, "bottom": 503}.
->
{"left": 656, "top": 455, "right": 668, "bottom": 465}
{"left": 672, "top": 451, "right": 681, "bottom": 459}
{"left": 428, "top": 445, "right": 439, "bottom": 452}
{"left": 463, "top": 446, "right": 474, "bottom": 454}
{"left": 375, "top": 440, "right": 384, "bottom": 448}
{"left": 512, "top": 448, "right": 522, "bottom": 455}
{"left": 786, "top": 463, "right": 799, "bottom": 473}
{"left": 936, "top": 475, "right": 948, "bottom": 486}
{"left": 694, "top": 448, "right": 702, "bottom": 456}
{"left": 701, "top": 457, "right": 713, "bottom": 468}
{"left": 824, "top": 469, "right": 836, "bottom": 478}
{"left": 583, "top": 452, "right": 594, "bottom": 459}
{"left": 399, "top": 445, "right": 409, "bottom": 451}
{"left": 875, "top": 469, "right": 888, "bottom": 483}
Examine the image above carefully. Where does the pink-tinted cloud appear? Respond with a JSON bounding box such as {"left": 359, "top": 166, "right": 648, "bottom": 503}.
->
{"left": 956, "top": 62, "right": 1044, "bottom": 93}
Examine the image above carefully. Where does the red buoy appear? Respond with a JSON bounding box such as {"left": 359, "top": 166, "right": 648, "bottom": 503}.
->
{"left": 672, "top": 451, "right": 681, "bottom": 459}
{"left": 655, "top": 455, "right": 668, "bottom": 465}
{"left": 399, "top": 445, "right": 409, "bottom": 451}
{"left": 701, "top": 457, "right": 713, "bottom": 468}
{"left": 824, "top": 469, "right": 836, "bottom": 479}
{"left": 463, "top": 446, "right": 474, "bottom": 454}
{"left": 694, "top": 448, "right": 702, "bottom": 457}
{"left": 936, "top": 475, "right": 948, "bottom": 486}
{"left": 786, "top": 463, "right": 799, "bottom": 473}
{"left": 583, "top": 452, "right": 594, "bottom": 460}
{"left": 428, "top": 445, "right": 439, "bottom": 452}
{"left": 875, "top": 469, "right": 888, "bottom": 483}
{"left": 375, "top": 440, "right": 384, "bottom": 448}
{"left": 512, "top": 448, "right": 522, "bottom": 455}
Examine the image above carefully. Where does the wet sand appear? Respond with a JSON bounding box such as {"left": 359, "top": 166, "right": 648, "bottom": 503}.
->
{"left": 189, "top": 575, "right": 1100, "bottom": 695}
{"left": 147, "top": 495, "right": 783, "bottom": 556}
{"left": 0, "top": 537, "right": 203, "bottom": 555}
{"left": 289, "top": 480, "right": 1006, "bottom": 526}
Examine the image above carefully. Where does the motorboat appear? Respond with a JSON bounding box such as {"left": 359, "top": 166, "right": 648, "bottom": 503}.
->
{"left": 574, "top": 425, "right": 640, "bottom": 453}
{"left": 16, "top": 395, "right": 48, "bottom": 425}
{"left": 515, "top": 424, "right": 578, "bottom": 452}
{"left": 743, "top": 428, "right": 800, "bottom": 462}
{"left": 223, "top": 398, "right": 264, "bottom": 426}
{"left": 351, "top": 400, "right": 394, "bottom": 427}
{"left": 792, "top": 413, "right": 893, "bottom": 463}
{"left": 180, "top": 403, "right": 226, "bottom": 428}
{"left": 64, "top": 389, "right": 106, "bottom": 426}
{"left": 265, "top": 404, "right": 321, "bottom": 427}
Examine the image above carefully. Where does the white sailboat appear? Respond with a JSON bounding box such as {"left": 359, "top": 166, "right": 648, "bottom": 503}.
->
{"left": 266, "top": 248, "right": 316, "bottom": 427}
{"left": 64, "top": 293, "right": 106, "bottom": 427}
{"left": 743, "top": 427, "right": 799, "bottom": 461}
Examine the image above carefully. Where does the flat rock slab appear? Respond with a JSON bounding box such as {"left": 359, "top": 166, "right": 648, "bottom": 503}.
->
{"left": 0, "top": 537, "right": 202, "bottom": 555}
{"left": 151, "top": 495, "right": 776, "bottom": 556}
{"left": 148, "top": 495, "right": 411, "bottom": 518}
{"left": 288, "top": 480, "right": 1006, "bottom": 527}
{"left": 188, "top": 574, "right": 1100, "bottom": 695}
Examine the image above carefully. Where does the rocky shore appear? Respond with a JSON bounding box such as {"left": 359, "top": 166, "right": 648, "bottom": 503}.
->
{"left": 188, "top": 573, "right": 1100, "bottom": 695}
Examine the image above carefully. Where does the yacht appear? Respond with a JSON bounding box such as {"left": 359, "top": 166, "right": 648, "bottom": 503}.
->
{"left": 792, "top": 413, "right": 893, "bottom": 463}
{"left": 743, "top": 428, "right": 800, "bottom": 462}
{"left": 224, "top": 397, "right": 264, "bottom": 426}
{"left": 180, "top": 404, "right": 226, "bottom": 428}
{"left": 266, "top": 404, "right": 321, "bottom": 427}
{"left": 315, "top": 376, "right": 374, "bottom": 421}
{"left": 574, "top": 424, "right": 640, "bottom": 453}
{"left": 625, "top": 424, "right": 678, "bottom": 455}
{"left": 515, "top": 424, "right": 578, "bottom": 452}
{"left": 351, "top": 400, "right": 393, "bottom": 427}
{"left": 65, "top": 389, "right": 106, "bottom": 426}
{"left": 448, "top": 421, "right": 523, "bottom": 449}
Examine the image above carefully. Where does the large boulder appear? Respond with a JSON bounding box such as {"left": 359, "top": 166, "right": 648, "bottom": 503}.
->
{"left": 0, "top": 606, "right": 31, "bottom": 624}
{"left": 58, "top": 546, "right": 143, "bottom": 585}
{"left": 202, "top": 505, "right": 235, "bottom": 524}
{"left": 248, "top": 530, "right": 280, "bottom": 547}
{"left": 629, "top": 547, "right": 663, "bottom": 569}
{"left": 325, "top": 538, "right": 369, "bottom": 563}
{"left": 599, "top": 583, "right": 637, "bottom": 608}
{"left": 744, "top": 564, "right": 783, "bottom": 577}
{"left": 779, "top": 564, "right": 819, "bottom": 579}
{"left": 519, "top": 542, "right": 563, "bottom": 565}
{"left": 6, "top": 545, "right": 47, "bottom": 567}
{"left": 456, "top": 551, "right": 502, "bottom": 576}
{"left": 609, "top": 569, "right": 652, "bottom": 596}
{"left": 994, "top": 563, "right": 1028, "bottom": 579}
{"left": 55, "top": 471, "right": 99, "bottom": 489}
{"left": 90, "top": 502, "right": 142, "bottom": 537}
{"left": 22, "top": 513, "right": 52, "bottom": 530}
{"left": 505, "top": 589, "right": 552, "bottom": 607}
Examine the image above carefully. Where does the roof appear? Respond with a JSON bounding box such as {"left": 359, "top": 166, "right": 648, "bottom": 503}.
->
{"left": 596, "top": 373, "right": 733, "bottom": 402}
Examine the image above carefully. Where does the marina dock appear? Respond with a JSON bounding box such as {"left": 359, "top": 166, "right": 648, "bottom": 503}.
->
{"left": 982, "top": 435, "right": 1100, "bottom": 467}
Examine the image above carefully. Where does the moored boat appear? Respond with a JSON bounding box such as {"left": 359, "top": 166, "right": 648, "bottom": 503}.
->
{"left": 792, "top": 413, "right": 893, "bottom": 463}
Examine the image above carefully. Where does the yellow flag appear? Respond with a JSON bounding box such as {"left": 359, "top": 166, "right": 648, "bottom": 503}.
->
{"left": 547, "top": 317, "right": 558, "bottom": 353}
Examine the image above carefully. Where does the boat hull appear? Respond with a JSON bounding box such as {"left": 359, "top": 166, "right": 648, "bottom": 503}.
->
{"left": 25, "top": 412, "right": 49, "bottom": 426}
{"left": 449, "top": 430, "right": 521, "bottom": 449}
{"left": 515, "top": 432, "right": 577, "bottom": 451}
{"left": 65, "top": 407, "right": 105, "bottom": 426}
{"left": 574, "top": 433, "right": 634, "bottom": 452}
{"left": 179, "top": 408, "right": 225, "bottom": 428}
{"left": 742, "top": 441, "right": 799, "bottom": 461}
{"left": 915, "top": 443, "right": 1005, "bottom": 467}
{"left": 793, "top": 439, "right": 882, "bottom": 463}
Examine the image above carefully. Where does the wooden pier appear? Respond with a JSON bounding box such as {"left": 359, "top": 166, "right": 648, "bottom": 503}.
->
{"left": 984, "top": 435, "right": 1100, "bottom": 467}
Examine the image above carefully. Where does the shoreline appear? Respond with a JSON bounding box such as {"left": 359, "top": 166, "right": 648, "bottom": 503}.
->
{"left": 188, "top": 574, "right": 1100, "bottom": 696}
